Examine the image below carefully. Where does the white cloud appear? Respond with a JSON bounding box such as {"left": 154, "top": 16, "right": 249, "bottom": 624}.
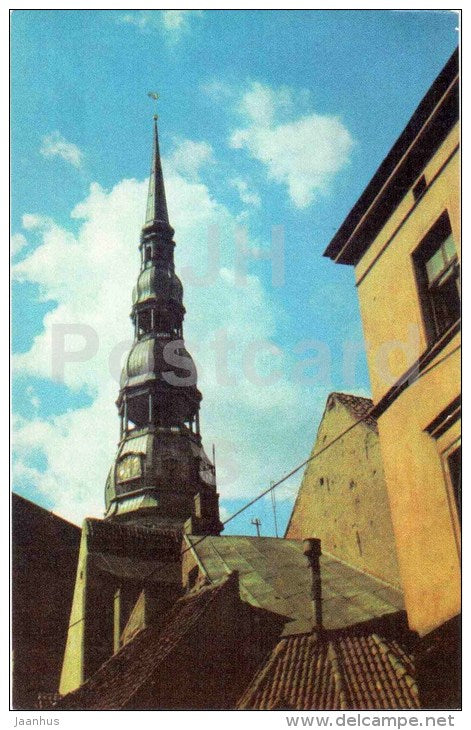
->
{"left": 11, "top": 233, "right": 27, "bottom": 256}
{"left": 169, "top": 138, "right": 214, "bottom": 179}
{"left": 12, "top": 137, "right": 328, "bottom": 524}
{"left": 118, "top": 12, "right": 148, "bottom": 30}
{"left": 238, "top": 81, "right": 294, "bottom": 126}
{"left": 230, "top": 82, "right": 354, "bottom": 208}
{"left": 26, "top": 385, "right": 40, "bottom": 411}
{"left": 40, "top": 131, "right": 83, "bottom": 168}
{"left": 230, "top": 177, "right": 261, "bottom": 208}
{"left": 117, "top": 10, "right": 202, "bottom": 42}
{"left": 22, "top": 213, "right": 54, "bottom": 230}
{"left": 12, "top": 394, "right": 113, "bottom": 524}
{"left": 200, "top": 79, "right": 234, "bottom": 103}
{"left": 162, "top": 10, "right": 198, "bottom": 32}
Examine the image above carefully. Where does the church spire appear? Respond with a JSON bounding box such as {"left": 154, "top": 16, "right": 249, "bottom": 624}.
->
{"left": 103, "top": 102, "right": 222, "bottom": 535}
{"left": 145, "top": 114, "right": 170, "bottom": 226}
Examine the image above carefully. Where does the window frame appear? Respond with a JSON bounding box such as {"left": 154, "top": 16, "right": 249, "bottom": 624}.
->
{"left": 447, "top": 445, "right": 461, "bottom": 524}
{"left": 425, "top": 399, "right": 461, "bottom": 554}
{"left": 413, "top": 211, "right": 460, "bottom": 347}
{"left": 440, "top": 438, "right": 461, "bottom": 550}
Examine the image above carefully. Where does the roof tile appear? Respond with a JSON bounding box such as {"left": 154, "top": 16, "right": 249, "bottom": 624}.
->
{"left": 238, "top": 629, "right": 419, "bottom": 710}
{"left": 329, "top": 392, "right": 377, "bottom": 430}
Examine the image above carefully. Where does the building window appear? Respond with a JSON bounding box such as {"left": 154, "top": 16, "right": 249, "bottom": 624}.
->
{"left": 424, "top": 402, "right": 461, "bottom": 546}
{"left": 413, "top": 212, "right": 460, "bottom": 345}
{"left": 413, "top": 175, "right": 427, "bottom": 202}
{"left": 447, "top": 446, "right": 461, "bottom": 523}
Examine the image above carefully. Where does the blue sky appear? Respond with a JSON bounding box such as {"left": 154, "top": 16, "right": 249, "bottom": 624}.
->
{"left": 11, "top": 9, "right": 458, "bottom": 533}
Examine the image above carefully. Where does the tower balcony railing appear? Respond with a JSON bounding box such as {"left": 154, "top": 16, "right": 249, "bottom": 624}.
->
{"left": 119, "top": 422, "right": 201, "bottom": 444}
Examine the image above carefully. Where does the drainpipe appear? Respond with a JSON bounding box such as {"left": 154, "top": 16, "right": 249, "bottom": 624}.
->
{"left": 303, "top": 538, "right": 323, "bottom": 636}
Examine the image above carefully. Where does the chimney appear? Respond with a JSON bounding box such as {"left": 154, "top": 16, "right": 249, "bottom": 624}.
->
{"left": 303, "top": 538, "right": 323, "bottom": 635}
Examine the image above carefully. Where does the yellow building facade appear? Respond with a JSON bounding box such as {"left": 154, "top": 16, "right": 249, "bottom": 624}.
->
{"left": 325, "top": 49, "right": 460, "bottom": 647}
{"left": 286, "top": 392, "right": 401, "bottom": 589}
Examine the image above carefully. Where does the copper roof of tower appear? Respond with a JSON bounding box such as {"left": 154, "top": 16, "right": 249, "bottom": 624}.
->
{"left": 105, "top": 108, "right": 220, "bottom": 532}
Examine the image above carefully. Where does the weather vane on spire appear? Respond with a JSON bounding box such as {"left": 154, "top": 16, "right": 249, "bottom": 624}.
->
{"left": 147, "top": 91, "right": 159, "bottom": 120}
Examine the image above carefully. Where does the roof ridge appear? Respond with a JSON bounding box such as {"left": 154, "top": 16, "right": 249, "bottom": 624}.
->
{"left": 122, "top": 572, "right": 239, "bottom": 708}
{"left": 85, "top": 517, "right": 180, "bottom": 537}
{"left": 330, "top": 391, "right": 373, "bottom": 403}
{"left": 328, "top": 392, "right": 377, "bottom": 429}
{"left": 371, "top": 633, "right": 419, "bottom": 695}
{"left": 60, "top": 575, "right": 237, "bottom": 709}
{"left": 84, "top": 518, "right": 181, "bottom": 560}
{"left": 12, "top": 492, "right": 81, "bottom": 530}
{"left": 327, "top": 641, "right": 349, "bottom": 710}
{"left": 237, "top": 637, "right": 288, "bottom": 709}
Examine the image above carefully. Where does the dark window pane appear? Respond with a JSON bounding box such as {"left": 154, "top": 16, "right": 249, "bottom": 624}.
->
{"left": 448, "top": 446, "right": 461, "bottom": 522}
{"left": 426, "top": 247, "right": 446, "bottom": 284}
{"left": 443, "top": 234, "right": 457, "bottom": 263}
{"left": 414, "top": 212, "right": 460, "bottom": 344}
{"left": 430, "top": 266, "right": 460, "bottom": 337}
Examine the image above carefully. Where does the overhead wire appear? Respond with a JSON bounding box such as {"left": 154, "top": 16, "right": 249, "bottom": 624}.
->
{"left": 181, "top": 340, "right": 461, "bottom": 559}
{"left": 181, "top": 406, "right": 370, "bottom": 557}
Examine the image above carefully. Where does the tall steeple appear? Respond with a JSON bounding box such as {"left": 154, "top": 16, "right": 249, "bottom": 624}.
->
{"left": 145, "top": 115, "right": 170, "bottom": 226}
{"left": 104, "top": 110, "right": 222, "bottom": 535}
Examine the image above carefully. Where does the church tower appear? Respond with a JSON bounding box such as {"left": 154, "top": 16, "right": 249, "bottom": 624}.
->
{"left": 60, "top": 109, "right": 222, "bottom": 696}
{"left": 104, "top": 111, "right": 222, "bottom": 535}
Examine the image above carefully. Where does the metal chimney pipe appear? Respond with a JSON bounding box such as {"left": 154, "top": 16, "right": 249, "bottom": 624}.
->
{"left": 303, "top": 538, "right": 323, "bottom": 634}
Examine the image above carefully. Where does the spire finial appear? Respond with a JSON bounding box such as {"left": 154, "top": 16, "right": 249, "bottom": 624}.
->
{"left": 147, "top": 91, "right": 159, "bottom": 119}
{"left": 144, "top": 92, "right": 170, "bottom": 227}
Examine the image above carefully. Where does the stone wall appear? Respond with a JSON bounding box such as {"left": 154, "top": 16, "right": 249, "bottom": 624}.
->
{"left": 286, "top": 394, "right": 401, "bottom": 588}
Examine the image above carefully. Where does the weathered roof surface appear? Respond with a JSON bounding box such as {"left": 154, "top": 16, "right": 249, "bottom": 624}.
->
{"left": 89, "top": 552, "right": 181, "bottom": 584}
{"left": 329, "top": 392, "right": 377, "bottom": 430}
{"left": 237, "top": 630, "right": 419, "bottom": 710}
{"left": 185, "top": 535, "right": 404, "bottom": 636}
{"left": 57, "top": 575, "right": 235, "bottom": 710}
{"left": 85, "top": 517, "right": 181, "bottom": 556}
{"left": 84, "top": 518, "right": 182, "bottom": 584}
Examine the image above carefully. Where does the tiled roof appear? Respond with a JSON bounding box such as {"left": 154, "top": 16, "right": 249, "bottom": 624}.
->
{"left": 329, "top": 392, "right": 377, "bottom": 430}
{"left": 185, "top": 535, "right": 404, "bottom": 636}
{"left": 57, "top": 575, "right": 235, "bottom": 710}
{"left": 237, "top": 629, "right": 419, "bottom": 710}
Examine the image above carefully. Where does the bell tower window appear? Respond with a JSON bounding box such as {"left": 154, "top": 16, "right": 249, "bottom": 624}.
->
{"left": 136, "top": 309, "right": 153, "bottom": 337}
